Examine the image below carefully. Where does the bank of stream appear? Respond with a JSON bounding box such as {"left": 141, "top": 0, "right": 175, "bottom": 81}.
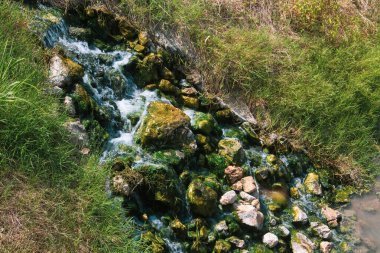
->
{"left": 31, "top": 4, "right": 379, "bottom": 253}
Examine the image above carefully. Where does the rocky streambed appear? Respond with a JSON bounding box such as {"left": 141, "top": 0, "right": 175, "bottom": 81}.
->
{"left": 30, "top": 4, "right": 377, "bottom": 253}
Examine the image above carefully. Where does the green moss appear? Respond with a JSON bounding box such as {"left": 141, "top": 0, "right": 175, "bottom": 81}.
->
{"left": 187, "top": 177, "right": 219, "bottom": 217}
{"left": 334, "top": 186, "right": 355, "bottom": 203}
{"left": 142, "top": 231, "right": 166, "bottom": 253}
{"left": 214, "top": 240, "right": 231, "bottom": 253}
{"left": 206, "top": 153, "right": 229, "bottom": 176}
{"left": 133, "top": 53, "right": 163, "bottom": 87}
{"left": 152, "top": 149, "right": 184, "bottom": 166}
{"left": 82, "top": 119, "right": 109, "bottom": 148}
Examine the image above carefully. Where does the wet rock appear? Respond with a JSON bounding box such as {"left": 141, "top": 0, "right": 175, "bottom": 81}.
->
{"left": 133, "top": 53, "right": 162, "bottom": 87}
{"left": 72, "top": 84, "right": 98, "bottom": 116}
{"left": 215, "top": 220, "right": 229, "bottom": 236}
{"left": 158, "top": 79, "right": 178, "bottom": 94}
{"left": 142, "top": 231, "right": 166, "bottom": 253}
{"left": 227, "top": 236, "right": 245, "bottom": 249}
{"left": 235, "top": 204, "right": 264, "bottom": 230}
{"left": 263, "top": 232, "right": 279, "bottom": 248}
{"left": 291, "top": 232, "right": 315, "bottom": 253}
{"left": 240, "top": 191, "right": 255, "bottom": 202}
{"left": 255, "top": 167, "right": 271, "bottom": 184}
{"left": 215, "top": 108, "right": 233, "bottom": 123}
{"left": 310, "top": 222, "right": 332, "bottom": 240}
{"left": 49, "top": 54, "right": 83, "bottom": 89}
{"left": 192, "top": 112, "right": 219, "bottom": 136}
{"left": 218, "top": 138, "right": 246, "bottom": 165}
{"left": 232, "top": 181, "right": 243, "bottom": 191}
{"left": 214, "top": 239, "right": 231, "bottom": 253}
{"left": 278, "top": 225, "right": 290, "bottom": 238}
{"left": 65, "top": 120, "right": 89, "bottom": 147}
{"left": 170, "top": 218, "right": 187, "bottom": 239}
{"left": 268, "top": 191, "right": 288, "bottom": 212}
{"left": 138, "top": 31, "right": 150, "bottom": 46}
{"left": 241, "top": 176, "right": 257, "bottom": 194}
{"left": 320, "top": 241, "right": 334, "bottom": 253}
{"left": 224, "top": 166, "right": 244, "bottom": 184}
{"left": 292, "top": 205, "right": 309, "bottom": 225}
{"left": 321, "top": 206, "right": 342, "bottom": 228}
{"left": 304, "top": 172, "right": 322, "bottom": 195}
{"left": 220, "top": 190, "right": 237, "bottom": 205}
{"left": 241, "top": 122, "right": 260, "bottom": 144}
{"left": 181, "top": 95, "right": 199, "bottom": 109}
{"left": 187, "top": 177, "right": 219, "bottom": 217}
{"left": 137, "top": 101, "right": 194, "bottom": 149}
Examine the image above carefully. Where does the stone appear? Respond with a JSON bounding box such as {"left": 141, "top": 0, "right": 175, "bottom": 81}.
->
{"left": 227, "top": 236, "right": 245, "bottom": 249}
{"left": 251, "top": 199, "right": 260, "bottom": 210}
{"left": 304, "top": 172, "right": 322, "bottom": 195}
{"left": 193, "top": 112, "right": 219, "bottom": 135}
{"left": 220, "top": 190, "right": 238, "bottom": 205}
{"left": 292, "top": 205, "right": 308, "bottom": 225}
{"left": 263, "top": 232, "right": 279, "bottom": 248}
{"left": 231, "top": 181, "right": 243, "bottom": 191}
{"left": 134, "top": 44, "right": 145, "bottom": 53}
{"left": 224, "top": 166, "right": 244, "bottom": 184}
{"left": 235, "top": 204, "right": 264, "bottom": 230}
{"left": 255, "top": 167, "right": 271, "bottom": 183}
{"left": 268, "top": 191, "right": 288, "bottom": 212}
{"left": 65, "top": 120, "right": 89, "bottom": 147}
{"left": 310, "top": 222, "right": 332, "bottom": 240}
{"left": 137, "top": 101, "right": 194, "bottom": 149}
{"left": 321, "top": 206, "right": 342, "bottom": 228}
{"left": 291, "top": 232, "right": 315, "bottom": 253}
{"left": 218, "top": 138, "right": 246, "bottom": 165}
{"left": 320, "top": 241, "right": 334, "bottom": 253}
{"left": 187, "top": 177, "right": 218, "bottom": 217}
{"left": 240, "top": 191, "right": 255, "bottom": 202}
{"left": 181, "top": 95, "right": 199, "bottom": 109}
{"left": 241, "top": 176, "right": 257, "bottom": 194}
{"left": 158, "top": 79, "right": 178, "bottom": 94}
{"left": 214, "top": 220, "right": 229, "bottom": 236}
{"left": 64, "top": 96, "right": 76, "bottom": 116}
{"left": 278, "top": 225, "right": 290, "bottom": 238}
{"left": 138, "top": 31, "right": 150, "bottom": 46}
{"left": 170, "top": 219, "right": 187, "bottom": 239}
{"left": 181, "top": 87, "right": 198, "bottom": 96}
{"left": 49, "top": 55, "right": 83, "bottom": 88}
{"left": 133, "top": 53, "right": 162, "bottom": 87}
{"left": 112, "top": 174, "right": 131, "bottom": 196}
{"left": 214, "top": 240, "right": 231, "bottom": 253}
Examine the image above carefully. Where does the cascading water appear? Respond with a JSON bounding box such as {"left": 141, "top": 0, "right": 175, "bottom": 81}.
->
{"left": 37, "top": 7, "right": 370, "bottom": 252}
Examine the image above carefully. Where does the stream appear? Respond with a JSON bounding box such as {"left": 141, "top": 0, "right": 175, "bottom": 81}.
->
{"left": 34, "top": 4, "right": 380, "bottom": 253}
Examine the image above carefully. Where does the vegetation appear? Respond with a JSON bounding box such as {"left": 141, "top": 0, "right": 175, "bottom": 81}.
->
{"left": 115, "top": 0, "right": 380, "bottom": 186}
{"left": 0, "top": 1, "right": 145, "bottom": 251}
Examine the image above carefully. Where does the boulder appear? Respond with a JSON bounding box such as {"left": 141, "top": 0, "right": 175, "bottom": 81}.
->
{"left": 304, "top": 172, "right": 322, "bottom": 195}
{"left": 235, "top": 204, "right": 264, "bottom": 230}
{"left": 187, "top": 177, "right": 219, "bottom": 217}
{"left": 214, "top": 220, "right": 229, "bottom": 236}
{"left": 241, "top": 176, "right": 257, "bottom": 194}
{"left": 292, "top": 205, "right": 308, "bottom": 225}
{"left": 49, "top": 55, "right": 83, "bottom": 89}
{"left": 310, "top": 222, "right": 332, "bottom": 240}
{"left": 239, "top": 191, "right": 255, "bottom": 202}
{"left": 220, "top": 190, "right": 238, "bottom": 205}
{"left": 137, "top": 101, "right": 194, "bottom": 149}
{"left": 321, "top": 206, "right": 342, "bottom": 228}
{"left": 291, "top": 232, "right": 315, "bottom": 253}
{"left": 320, "top": 241, "right": 334, "bottom": 253}
{"left": 263, "top": 232, "right": 279, "bottom": 248}
{"left": 224, "top": 166, "right": 244, "bottom": 184}
{"left": 218, "top": 138, "right": 246, "bottom": 165}
{"left": 192, "top": 112, "right": 219, "bottom": 135}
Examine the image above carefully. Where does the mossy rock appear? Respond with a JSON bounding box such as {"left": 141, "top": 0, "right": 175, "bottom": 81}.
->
{"left": 304, "top": 172, "right": 322, "bottom": 195}
{"left": 158, "top": 79, "right": 179, "bottom": 94}
{"left": 111, "top": 168, "right": 143, "bottom": 196}
{"left": 255, "top": 166, "right": 273, "bottom": 185}
{"left": 213, "top": 240, "right": 231, "bottom": 253}
{"left": 142, "top": 231, "right": 167, "bottom": 253}
{"left": 72, "top": 84, "right": 99, "bottom": 116}
{"left": 63, "top": 57, "right": 84, "bottom": 83}
{"left": 137, "top": 101, "right": 194, "bottom": 149}
{"left": 224, "top": 128, "right": 248, "bottom": 145}
{"left": 267, "top": 191, "right": 289, "bottom": 212}
{"left": 192, "top": 112, "right": 221, "bottom": 136}
{"left": 215, "top": 108, "right": 233, "bottom": 123}
{"left": 182, "top": 95, "right": 199, "bottom": 109}
{"left": 135, "top": 163, "right": 183, "bottom": 211}
{"left": 334, "top": 186, "right": 354, "bottom": 204}
{"left": 152, "top": 149, "right": 184, "bottom": 166}
{"left": 133, "top": 53, "right": 163, "bottom": 87}
{"left": 187, "top": 177, "right": 219, "bottom": 217}
{"left": 241, "top": 122, "right": 261, "bottom": 145}
{"left": 170, "top": 218, "right": 187, "bottom": 239}
{"left": 82, "top": 119, "right": 109, "bottom": 148}
{"left": 218, "top": 139, "right": 246, "bottom": 165}
{"left": 206, "top": 153, "right": 229, "bottom": 176}
{"left": 250, "top": 244, "right": 274, "bottom": 253}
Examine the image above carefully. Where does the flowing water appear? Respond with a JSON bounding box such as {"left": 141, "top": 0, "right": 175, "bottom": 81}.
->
{"left": 38, "top": 8, "right": 380, "bottom": 252}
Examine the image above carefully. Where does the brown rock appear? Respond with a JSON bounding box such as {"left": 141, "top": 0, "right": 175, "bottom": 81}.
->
{"left": 241, "top": 176, "right": 257, "bottom": 194}
{"left": 224, "top": 166, "right": 244, "bottom": 184}
{"left": 321, "top": 206, "right": 342, "bottom": 228}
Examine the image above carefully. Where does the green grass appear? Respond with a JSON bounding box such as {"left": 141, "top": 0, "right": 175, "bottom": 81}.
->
{"left": 0, "top": 1, "right": 146, "bottom": 251}
{"left": 116, "top": 0, "right": 380, "bottom": 186}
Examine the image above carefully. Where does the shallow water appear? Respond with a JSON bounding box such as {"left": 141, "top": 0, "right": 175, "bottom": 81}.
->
{"left": 344, "top": 178, "right": 380, "bottom": 252}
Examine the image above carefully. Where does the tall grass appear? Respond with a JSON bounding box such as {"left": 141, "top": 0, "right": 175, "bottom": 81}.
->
{"left": 115, "top": 0, "right": 380, "bottom": 185}
{"left": 0, "top": 1, "right": 145, "bottom": 251}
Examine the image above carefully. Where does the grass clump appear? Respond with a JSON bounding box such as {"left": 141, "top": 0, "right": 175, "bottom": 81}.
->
{"left": 0, "top": 1, "right": 145, "bottom": 251}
